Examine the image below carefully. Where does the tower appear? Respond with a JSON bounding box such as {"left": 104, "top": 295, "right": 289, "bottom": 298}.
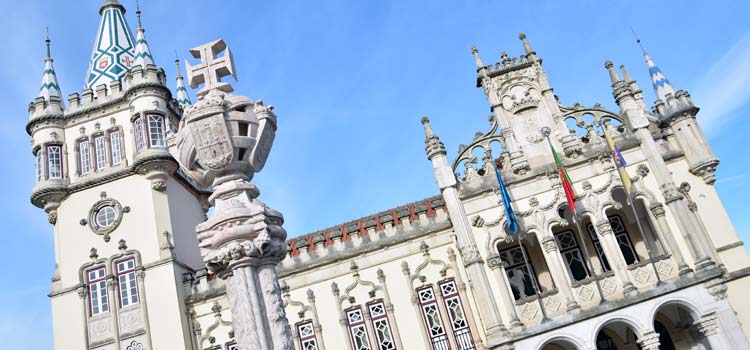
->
{"left": 28, "top": 1, "right": 207, "bottom": 349}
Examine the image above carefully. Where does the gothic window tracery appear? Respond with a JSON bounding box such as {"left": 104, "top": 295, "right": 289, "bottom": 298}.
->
{"left": 498, "top": 245, "right": 539, "bottom": 300}
{"left": 438, "top": 279, "right": 475, "bottom": 350}
{"left": 555, "top": 230, "right": 590, "bottom": 281}
{"left": 86, "top": 266, "right": 109, "bottom": 316}
{"left": 586, "top": 216, "right": 638, "bottom": 272}
{"left": 346, "top": 306, "right": 372, "bottom": 350}
{"left": 367, "top": 300, "right": 396, "bottom": 350}
{"left": 296, "top": 321, "right": 319, "bottom": 350}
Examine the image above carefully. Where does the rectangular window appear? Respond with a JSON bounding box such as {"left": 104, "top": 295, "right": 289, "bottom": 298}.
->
{"left": 297, "top": 321, "right": 319, "bottom": 350}
{"left": 79, "top": 140, "right": 91, "bottom": 175}
{"left": 87, "top": 266, "right": 109, "bottom": 316}
{"left": 110, "top": 130, "right": 122, "bottom": 165}
{"left": 94, "top": 136, "right": 106, "bottom": 171}
{"left": 498, "top": 245, "right": 539, "bottom": 300}
{"left": 346, "top": 307, "right": 372, "bottom": 350}
{"left": 36, "top": 150, "right": 44, "bottom": 182}
{"left": 47, "top": 145, "right": 62, "bottom": 179}
{"left": 367, "top": 301, "right": 396, "bottom": 350}
{"left": 134, "top": 117, "right": 146, "bottom": 152}
{"left": 586, "top": 216, "right": 638, "bottom": 272}
{"left": 555, "top": 230, "right": 590, "bottom": 281}
{"left": 115, "top": 258, "right": 139, "bottom": 307}
{"left": 226, "top": 342, "right": 238, "bottom": 350}
{"left": 417, "top": 287, "right": 449, "bottom": 350}
{"left": 148, "top": 115, "right": 166, "bottom": 147}
{"left": 439, "top": 280, "right": 475, "bottom": 350}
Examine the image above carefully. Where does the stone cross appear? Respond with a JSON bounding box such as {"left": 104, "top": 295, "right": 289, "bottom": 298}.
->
{"left": 185, "top": 38, "right": 237, "bottom": 97}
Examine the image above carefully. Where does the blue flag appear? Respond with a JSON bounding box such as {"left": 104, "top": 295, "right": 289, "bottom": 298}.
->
{"left": 493, "top": 165, "right": 519, "bottom": 234}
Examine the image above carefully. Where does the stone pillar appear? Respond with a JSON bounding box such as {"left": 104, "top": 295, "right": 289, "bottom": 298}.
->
{"left": 77, "top": 287, "right": 91, "bottom": 349}
{"left": 648, "top": 203, "right": 691, "bottom": 275}
{"left": 486, "top": 255, "right": 523, "bottom": 330}
{"left": 136, "top": 270, "right": 154, "bottom": 350}
{"left": 422, "top": 117, "right": 507, "bottom": 338}
{"left": 637, "top": 331, "right": 661, "bottom": 350}
{"left": 447, "top": 249, "right": 487, "bottom": 349}
{"left": 306, "top": 290, "right": 326, "bottom": 350}
{"left": 539, "top": 236, "right": 580, "bottom": 311}
{"left": 591, "top": 219, "right": 637, "bottom": 295}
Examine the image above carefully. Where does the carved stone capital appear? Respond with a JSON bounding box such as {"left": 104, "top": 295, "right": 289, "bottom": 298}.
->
{"left": 595, "top": 221, "right": 613, "bottom": 236}
{"left": 649, "top": 203, "right": 666, "bottom": 218}
{"left": 541, "top": 237, "right": 558, "bottom": 252}
{"left": 460, "top": 245, "right": 484, "bottom": 267}
{"left": 486, "top": 255, "right": 503, "bottom": 270}
{"left": 77, "top": 286, "right": 88, "bottom": 299}
{"left": 662, "top": 187, "right": 684, "bottom": 204}
{"left": 691, "top": 314, "right": 720, "bottom": 338}
{"left": 637, "top": 331, "right": 661, "bottom": 350}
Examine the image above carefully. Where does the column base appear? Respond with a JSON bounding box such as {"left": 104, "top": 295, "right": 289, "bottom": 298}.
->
{"left": 622, "top": 282, "right": 638, "bottom": 297}
{"left": 565, "top": 300, "right": 581, "bottom": 312}
{"left": 696, "top": 258, "right": 716, "bottom": 271}
{"left": 678, "top": 264, "right": 694, "bottom": 276}
{"left": 509, "top": 318, "right": 525, "bottom": 332}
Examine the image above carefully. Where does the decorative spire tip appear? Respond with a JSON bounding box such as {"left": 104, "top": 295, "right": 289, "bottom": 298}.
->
{"left": 421, "top": 116, "right": 430, "bottom": 125}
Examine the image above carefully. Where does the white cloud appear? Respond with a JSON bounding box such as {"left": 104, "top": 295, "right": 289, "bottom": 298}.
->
{"left": 691, "top": 33, "right": 750, "bottom": 137}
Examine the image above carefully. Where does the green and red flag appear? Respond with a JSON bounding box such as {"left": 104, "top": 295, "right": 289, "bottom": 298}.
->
{"left": 548, "top": 140, "right": 577, "bottom": 213}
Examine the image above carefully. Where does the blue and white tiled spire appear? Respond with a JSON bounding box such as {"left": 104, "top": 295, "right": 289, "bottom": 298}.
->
{"left": 39, "top": 29, "right": 62, "bottom": 101}
{"left": 643, "top": 50, "right": 676, "bottom": 101}
{"left": 132, "top": 2, "right": 155, "bottom": 69}
{"left": 84, "top": 0, "right": 136, "bottom": 90}
{"left": 174, "top": 57, "right": 192, "bottom": 107}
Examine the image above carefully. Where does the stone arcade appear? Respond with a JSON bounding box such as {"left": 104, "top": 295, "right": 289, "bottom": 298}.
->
{"left": 27, "top": 1, "right": 750, "bottom": 349}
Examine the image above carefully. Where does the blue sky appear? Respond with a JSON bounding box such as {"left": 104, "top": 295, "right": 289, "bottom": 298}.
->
{"left": 1, "top": 0, "right": 748, "bottom": 347}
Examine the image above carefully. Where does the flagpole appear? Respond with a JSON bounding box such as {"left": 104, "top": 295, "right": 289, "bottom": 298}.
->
{"left": 493, "top": 161, "right": 549, "bottom": 321}
{"left": 541, "top": 127, "right": 605, "bottom": 304}
{"left": 600, "top": 123, "right": 662, "bottom": 285}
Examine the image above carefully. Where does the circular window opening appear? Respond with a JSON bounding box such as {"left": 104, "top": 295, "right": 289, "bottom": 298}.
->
{"left": 96, "top": 206, "right": 117, "bottom": 228}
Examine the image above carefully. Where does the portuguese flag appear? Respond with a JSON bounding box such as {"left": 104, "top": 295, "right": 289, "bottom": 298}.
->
{"left": 548, "top": 139, "right": 577, "bottom": 213}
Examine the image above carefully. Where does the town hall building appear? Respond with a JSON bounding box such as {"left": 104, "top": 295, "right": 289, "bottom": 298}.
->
{"left": 26, "top": 1, "right": 750, "bottom": 349}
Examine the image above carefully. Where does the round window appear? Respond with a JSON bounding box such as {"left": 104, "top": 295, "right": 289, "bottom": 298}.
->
{"left": 95, "top": 206, "right": 117, "bottom": 228}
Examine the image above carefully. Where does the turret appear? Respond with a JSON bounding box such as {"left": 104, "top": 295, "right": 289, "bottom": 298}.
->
{"left": 174, "top": 57, "right": 192, "bottom": 108}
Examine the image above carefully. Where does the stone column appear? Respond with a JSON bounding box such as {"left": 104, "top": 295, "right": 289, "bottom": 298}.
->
{"left": 78, "top": 287, "right": 91, "bottom": 349}
{"left": 648, "top": 203, "right": 691, "bottom": 275}
{"left": 331, "top": 283, "right": 355, "bottom": 350}
{"left": 637, "top": 331, "right": 661, "bottom": 350}
{"left": 136, "top": 270, "right": 154, "bottom": 350}
{"left": 591, "top": 219, "right": 637, "bottom": 295}
{"left": 306, "top": 290, "right": 326, "bottom": 350}
{"left": 422, "top": 117, "right": 507, "bottom": 338}
{"left": 376, "top": 269, "right": 404, "bottom": 349}
{"left": 486, "top": 255, "right": 523, "bottom": 330}
{"left": 539, "top": 236, "right": 580, "bottom": 311}
{"left": 448, "top": 249, "right": 486, "bottom": 348}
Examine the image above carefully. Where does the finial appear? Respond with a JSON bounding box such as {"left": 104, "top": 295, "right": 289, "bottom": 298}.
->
{"left": 45, "top": 27, "right": 51, "bottom": 59}
{"left": 631, "top": 27, "right": 646, "bottom": 54}
{"left": 519, "top": 32, "right": 535, "bottom": 55}
{"left": 471, "top": 45, "right": 485, "bottom": 69}
{"left": 136, "top": 0, "right": 142, "bottom": 28}
{"left": 421, "top": 116, "right": 435, "bottom": 136}
{"left": 604, "top": 60, "right": 621, "bottom": 83}
{"left": 175, "top": 53, "right": 183, "bottom": 78}
{"left": 540, "top": 126, "right": 551, "bottom": 138}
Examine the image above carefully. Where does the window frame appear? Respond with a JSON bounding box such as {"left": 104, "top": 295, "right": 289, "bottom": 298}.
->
{"left": 93, "top": 134, "right": 106, "bottom": 171}
{"left": 497, "top": 244, "right": 541, "bottom": 300}
{"left": 345, "top": 305, "right": 373, "bottom": 350}
{"left": 585, "top": 215, "right": 638, "bottom": 272}
{"left": 296, "top": 320, "right": 319, "bottom": 350}
{"left": 46, "top": 144, "right": 63, "bottom": 179}
{"left": 555, "top": 230, "right": 591, "bottom": 282}
{"left": 416, "top": 285, "right": 450, "bottom": 350}
{"left": 78, "top": 138, "right": 91, "bottom": 175}
{"left": 438, "top": 279, "right": 475, "bottom": 350}
{"left": 86, "top": 265, "right": 109, "bottom": 316}
{"left": 35, "top": 148, "right": 44, "bottom": 182}
{"left": 114, "top": 257, "right": 139, "bottom": 308}
{"left": 109, "top": 128, "right": 123, "bottom": 165}
{"left": 147, "top": 114, "right": 166, "bottom": 147}
{"left": 366, "top": 300, "right": 396, "bottom": 350}
{"left": 133, "top": 116, "right": 146, "bottom": 152}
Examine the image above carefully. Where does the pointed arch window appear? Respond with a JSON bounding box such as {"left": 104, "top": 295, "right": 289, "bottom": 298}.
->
{"left": 498, "top": 245, "right": 539, "bottom": 300}
{"left": 586, "top": 216, "right": 638, "bottom": 272}
{"left": 133, "top": 114, "right": 167, "bottom": 153}
{"left": 46, "top": 145, "right": 62, "bottom": 179}
{"left": 147, "top": 115, "right": 166, "bottom": 147}
{"left": 555, "top": 230, "right": 590, "bottom": 281}
{"left": 134, "top": 117, "right": 146, "bottom": 152}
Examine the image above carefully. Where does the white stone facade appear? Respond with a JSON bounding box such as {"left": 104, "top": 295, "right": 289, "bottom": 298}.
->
{"left": 27, "top": 2, "right": 750, "bottom": 350}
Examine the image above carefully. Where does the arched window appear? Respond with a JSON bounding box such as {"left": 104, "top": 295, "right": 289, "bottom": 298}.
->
{"left": 555, "top": 230, "right": 590, "bottom": 281}
{"left": 586, "top": 216, "right": 638, "bottom": 272}
{"left": 498, "top": 245, "right": 539, "bottom": 300}
{"left": 438, "top": 279, "right": 475, "bottom": 349}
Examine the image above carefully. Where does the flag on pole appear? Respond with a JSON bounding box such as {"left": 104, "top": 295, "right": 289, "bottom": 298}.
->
{"left": 602, "top": 126, "right": 632, "bottom": 194}
{"left": 493, "top": 163, "right": 519, "bottom": 234}
{"left": 548, "top": 139, "right": 577, "bottom": 213}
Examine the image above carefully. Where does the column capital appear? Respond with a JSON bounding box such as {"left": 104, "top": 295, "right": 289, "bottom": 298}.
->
{"left": 486, "top": 255, "right": 503, "bottom": 270}
{"left": 77, "top": 286, "right": 88, "bottom": 299}
{"left": 461, "top": 245, "right": 485, "bottom": 267}
{"left": 541, "top": 236, "right": 558, "bottom": 252}
{"left": 662, "top": 187, "right": 684, "bottom": 204}
{"left": 649, "top": 203, "right": 666, "bottom": 218}
{"left": 692, "top": 314, "right": 720, "bottom": 338}
{"left": 637, "top": 331, "right": 661, "bottom": 350}
{"left": 595, "top": 221, "right": 613, "bottom": 236}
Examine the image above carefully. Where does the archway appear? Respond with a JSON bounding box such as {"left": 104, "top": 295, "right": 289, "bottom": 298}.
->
{"left": 594, "top": 319, "right": 641, "bottom": 350}
{"left": 652, "top": 301, "right": 709, "bottom": 349}
{"left": 541, "top": 338, "right": 579, "bottom": 350}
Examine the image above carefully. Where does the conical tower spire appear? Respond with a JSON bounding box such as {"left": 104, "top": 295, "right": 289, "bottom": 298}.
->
{"left": 132, "top": 1, "right": 155, "bottom": 69}
{"left": 39, "top": 28, "right": 62, "bottom": 101}
{"left": 635, "top": 35, "right": 676, "bottom": 101}
{"left": 174, "top": 55, "right": 192, "bottom": 107}
{"left": 85, "top": 0, "right": 136, "bottom": 90}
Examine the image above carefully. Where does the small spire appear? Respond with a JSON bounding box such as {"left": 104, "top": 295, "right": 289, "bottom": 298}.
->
{"left": 174, "top": 55, "right": 192, "bottom": 107}
{"left": 620, "top": 64, "right": 633, "bottom": 82}
{"left": 132, "top": 1, "right": 155, "bottom": 69}
{"left": 38, "top": 29, "right": 62, "bottom": 101}
{"left": 632, "top": 31, "right": 676, "bottom": 101}
{"left": 604, "top": 60, "right": 622, "bottom": 84}
{"left": 471, "top": 45, "right": 485, "bottom": 69}
{"left": 86, "top": 0, "right": 136, "bottom": 90}
{"left": 421, "top": 116, "right": 446, "bottom": 160}
{"left": 519, "top": 32, "right": 536, "bottom": 56}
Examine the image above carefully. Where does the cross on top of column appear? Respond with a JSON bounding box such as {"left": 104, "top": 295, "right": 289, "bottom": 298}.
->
{"left": 185, "top": 39, "right": 237, "bottom": 97}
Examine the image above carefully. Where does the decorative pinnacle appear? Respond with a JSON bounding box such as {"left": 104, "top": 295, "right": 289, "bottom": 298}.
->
{"left": 519, "top": 32, "right": 535, "bottom": 55}
{"left": 45, "top": 27, "right": 51, "bottom": 59}
{"left": 136, "top": 0, "right": 142, "bottom": 28}
{"left": 605, "top": 60, "right": 621, "bottom": 83}
{"left": 471, "top": 45, "right": 485, "bottom": 69}
{"left": 620, "top": 64, "right": 633, "bottom": 82}
{"left": 175, "top": 54, "right": 183, "bottom": 78}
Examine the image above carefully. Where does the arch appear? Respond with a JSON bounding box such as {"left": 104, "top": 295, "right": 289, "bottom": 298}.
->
{"left": 592, "top": 316, "right": 645, "bottom": 347}
{"left": 649, "top": 298, "right": 702, "bottom": 327}
{"left": 538, "top": 334, "right": 584, "bottom": 350}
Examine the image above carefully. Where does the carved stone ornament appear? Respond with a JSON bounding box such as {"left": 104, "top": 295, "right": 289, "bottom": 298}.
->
{"left": 125, "top": 340, "right": 144, "bottom": 350}
{"left": 87, "top": 197, "right": 125, "bottom": 241}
